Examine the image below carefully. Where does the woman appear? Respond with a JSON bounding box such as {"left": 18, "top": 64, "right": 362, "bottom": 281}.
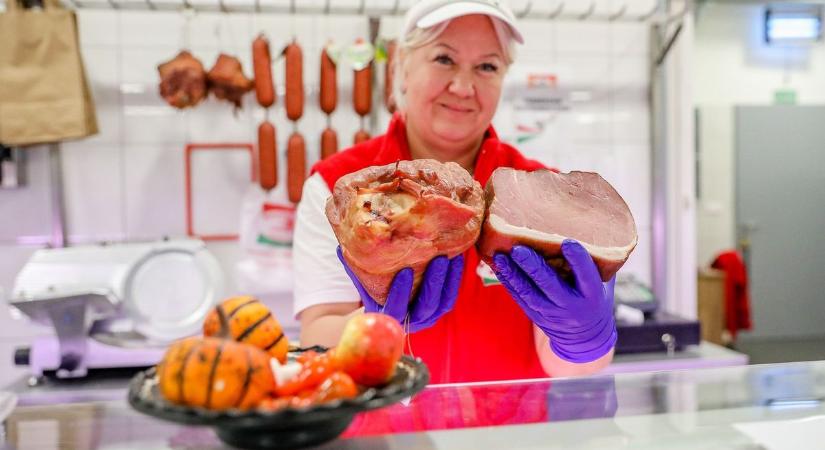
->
{"left": 293, "top": 0, "right": 616, "bottom": 384}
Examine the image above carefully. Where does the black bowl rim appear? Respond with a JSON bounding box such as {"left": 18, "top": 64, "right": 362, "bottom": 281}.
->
{"left": 127, "top": 350, "right": 429, "bottom": 428}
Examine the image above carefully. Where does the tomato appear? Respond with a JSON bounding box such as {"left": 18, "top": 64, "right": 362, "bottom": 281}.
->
{"left": 274, "top": 351, "right": 339, "bottom": 397}
{"left": 312, "top": 371, "right": 359, "bottom": 404}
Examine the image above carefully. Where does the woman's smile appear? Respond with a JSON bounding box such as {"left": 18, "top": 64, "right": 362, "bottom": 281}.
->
{"left": 438, "top": 102, "right": 475, "bottom": 114}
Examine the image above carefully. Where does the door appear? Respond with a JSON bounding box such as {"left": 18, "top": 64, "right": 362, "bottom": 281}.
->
{"left": 736, "top": 106, "right": 825, "bottom": 339}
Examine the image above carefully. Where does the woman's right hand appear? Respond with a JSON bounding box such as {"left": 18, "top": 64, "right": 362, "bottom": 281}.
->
{"left": 336, "top": 246, "right": 464, "bottom": 333}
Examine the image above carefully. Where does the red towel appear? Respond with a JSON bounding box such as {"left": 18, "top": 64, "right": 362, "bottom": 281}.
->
{"left": 711, "top": 250, "right": 753, "bottom": 338}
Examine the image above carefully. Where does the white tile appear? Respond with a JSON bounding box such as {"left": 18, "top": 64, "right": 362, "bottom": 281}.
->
{"left": 555, "top": 20, "right": 610, "bottom": 55}
{"left": 188, "top": 101, "right": 255, "bottom": 142}
{"left": 121, "top": 48, "right": 182, "bottom": 85}
{"left": 378, "top": 15, "right": 405, "bottom": 40}
{"left": 557, "top": 102, "right": 612, "bottom": 145}
{"left": 82, "top": 48, "right": 120, "bottom": 98}
{"left": 516, "top": 0, "right": 556, "bottom": 16}
{"left": 187, "top": 12, "right": 253, "bottom": 51}
{"left": 119, "top": 11, "right": 185, "bottom": 48}
{"left": 78, "top": 49, "right": 122, "bottom": 145}
{"left": 517, "top": 19, "right": 556, "bottom": 53}
{"left": 611, "top": 101, "right": 649, "bottom": 144}
{"left": 189, "top": 147, "right": 254, "bottom": 237}
{"left": 59, "top": 144, "right": 125, "bottom": 241}
{"left": 624, "top": 0, "right": 658, "bottom": 18}
{"left": 611, "top": 55, "right": 648, "bottom": 99}
{"left": 75, "top": 10, "right": 119, "bottom": 47}
{"left": 610, "top": 22, "right": 650, "bottom": 58}
{"left": 554, "top": 54, "right": 611, "bottom": 91}
{"left": 0, "top": 147, "right": 54, "bottom": 242}
{"left": 123, "top": 144, "right": 188, "bottom": 240}
{"left": 122, "top": 99, "right": 189, "bottom": 144}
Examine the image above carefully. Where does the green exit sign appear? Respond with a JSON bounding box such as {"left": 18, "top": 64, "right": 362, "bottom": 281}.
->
{"left": 774, "top": 89, "right": 797, "bottom": 105}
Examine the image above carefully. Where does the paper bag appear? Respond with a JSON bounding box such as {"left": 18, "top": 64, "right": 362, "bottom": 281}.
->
{"left": 0, "top": 0, "right": 98, "bottom": 145}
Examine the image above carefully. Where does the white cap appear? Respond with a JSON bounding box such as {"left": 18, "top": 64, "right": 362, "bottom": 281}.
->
{"left": 403, "top": 0, "right": 525, "bottom": 45}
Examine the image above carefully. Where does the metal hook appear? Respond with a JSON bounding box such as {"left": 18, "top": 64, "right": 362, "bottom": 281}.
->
{"left": 548, "top": 1, "right": 564, "bottom": 19}
{"left": 609, "top": 2, "right": 627, "bottom": 21}
{"left": 289, "top": 0, "right": 295, "bottom": 15}
{"left": 252, "top": 0, "right": 259, "bottom": 13}
{"left": 638, "top": 3, "right": 658, "bottom": 22}
{"left": 578, "top": 1, "right": 595, "bottom": 20}
{"left": 145, "top": 0, "right": 156, "bottom": 10}
{"left": 324, "top": 0, "right": 331, "bottom": 15}
{"left": 358, "top": 0, "right": 366, "bottom": 15}
{"left": 517, "top": 0, "right": 533, "bottom": 18}
{"left": 392, "top": 0, "right": 401, "bottom": 15}
{"left": 217, "top": 0, "right": 226, "bottom": 13}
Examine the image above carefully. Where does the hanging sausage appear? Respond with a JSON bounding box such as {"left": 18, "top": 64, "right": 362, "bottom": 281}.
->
{"left": 284, "top": 41, "right": 305, "bottom": 122}
{"left": 287, "top": 132, "right": 307, "bottom": 204}
{"left": 384, "top": 39, "right": 397, "bottom": 114}
{"left": 257, "top": 121, "right": 277, "bottom": 190}
{"left": 285, "top": 40, "right": 307, "bottom": 203}
{"left": 252, "top": 34, "right": 275, "bottom": 108}
{"left": 319, "top": 45, "right": 338, "bottom": 160}
{"left": 353, "top": 55, "right": 372, "bottom": 145}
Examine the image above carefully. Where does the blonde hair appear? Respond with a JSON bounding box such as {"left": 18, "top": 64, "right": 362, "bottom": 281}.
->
{"left": 391, "top": 16, "right": 517, "bottom": 111}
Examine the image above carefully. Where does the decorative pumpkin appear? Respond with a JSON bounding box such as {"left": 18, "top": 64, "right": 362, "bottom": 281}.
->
{"left": 157, "top": 336, "right": 275, "bottom": 410}
{"left": 203, "top": 295, "right": 289, "bottom": 363}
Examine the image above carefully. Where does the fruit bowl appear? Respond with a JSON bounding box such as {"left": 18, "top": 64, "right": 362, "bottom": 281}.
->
{"left": 127, "top": 348, "right": 429, "bottom": 450}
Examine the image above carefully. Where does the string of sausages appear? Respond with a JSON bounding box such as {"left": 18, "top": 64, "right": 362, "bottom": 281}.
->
{"left": 284, "top": 41, "right": 307, "bottom": 204}
{"left": 249, "top": 37, "right": 398, "bottom": 203}
{"left": 353, "top": 39, "right": 372, "bottom": 145}
{"left": 320, "top": 43, "right": 338, "bottom": 161}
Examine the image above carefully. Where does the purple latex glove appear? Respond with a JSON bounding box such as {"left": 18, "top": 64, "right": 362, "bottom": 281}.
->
{"left": 492, "top": 240, "right": 617, "bottom": 363}
{"left": 337, "top": 246, "right": 464, "bottom": 333}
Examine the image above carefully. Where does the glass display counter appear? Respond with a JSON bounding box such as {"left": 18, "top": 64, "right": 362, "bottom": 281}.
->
{"left": 3, "top": 360, "right": 824, "bottom": 449}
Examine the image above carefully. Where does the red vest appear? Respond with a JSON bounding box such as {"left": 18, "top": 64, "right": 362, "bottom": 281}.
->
{"left": 312, "top": 115, "right": 548, "bottom": 383}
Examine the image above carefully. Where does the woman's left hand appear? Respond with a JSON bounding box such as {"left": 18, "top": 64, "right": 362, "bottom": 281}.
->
{"left": 337, "top": 246, "right": 464, "bottom": 333}
{"left": 492, "top": 240, "right": 617, "bottom": 363}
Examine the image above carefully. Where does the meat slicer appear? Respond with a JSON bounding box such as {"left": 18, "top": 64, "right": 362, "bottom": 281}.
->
{"left": 9, "top": 239, "right": 224, "bottom": 380}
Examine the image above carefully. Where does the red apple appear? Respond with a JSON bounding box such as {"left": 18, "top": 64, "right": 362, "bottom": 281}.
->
{"left": 335, "top": 313, "right": 404, "bottom": 387}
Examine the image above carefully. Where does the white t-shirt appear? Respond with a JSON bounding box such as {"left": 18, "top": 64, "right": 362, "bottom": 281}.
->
{"left": 292, "top": 173, "right": 359, "bottom": 318}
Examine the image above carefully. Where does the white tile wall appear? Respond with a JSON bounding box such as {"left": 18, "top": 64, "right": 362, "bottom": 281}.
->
{"left": 61, "top": 145, "right": 125, "bottom": 241}
{"left": 0, "top": 4, "right": 654, "bottom": 367}
{"left": 122, "top": 144, "right": 188, "bottom": 239}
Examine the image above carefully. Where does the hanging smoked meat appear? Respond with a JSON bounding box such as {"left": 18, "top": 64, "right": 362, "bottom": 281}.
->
{"left": 206, "top": 54, "right": 254, "bottom": 108}
{"left": 157, "top": 51, "right": 207, "bottom": 109}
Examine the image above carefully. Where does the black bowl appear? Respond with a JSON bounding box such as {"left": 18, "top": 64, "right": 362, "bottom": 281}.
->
{"left": 127, "top": 350, "right": 429, "bottom": 450}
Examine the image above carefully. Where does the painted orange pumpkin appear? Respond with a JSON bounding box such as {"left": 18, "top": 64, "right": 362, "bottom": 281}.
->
{"left": 203, "top": 296, "right": 289, "bottom": 363}
{"left": 157, "top": 336, "right": 275, "bottom": 410}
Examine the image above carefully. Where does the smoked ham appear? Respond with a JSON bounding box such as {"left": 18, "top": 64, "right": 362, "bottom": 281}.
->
{"left": 326, "top": 160, "right": 484, "bottom": 304}
{"left": 207, "top": 54, "right": 253, "bottom": 108}
{"left": 157, "top": 51, "right": 207, "bottom": 109}
{"left": 478, "top": 168, "right": 637, "bottom": 282}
